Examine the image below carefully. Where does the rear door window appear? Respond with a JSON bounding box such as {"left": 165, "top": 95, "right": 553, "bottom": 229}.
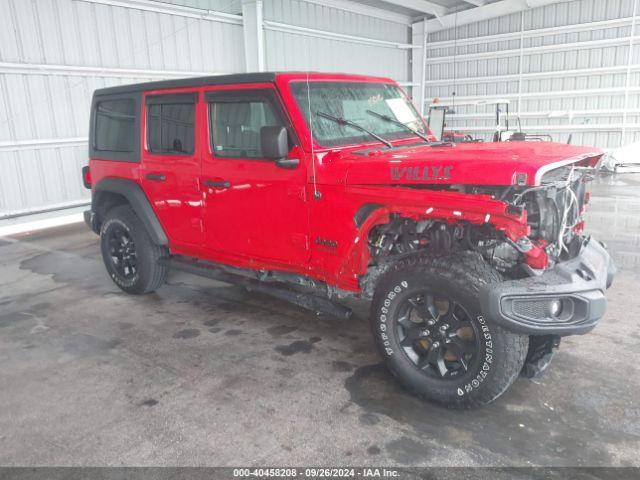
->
{"left": 146, "top": 93, "right": 197, "bottom": 155}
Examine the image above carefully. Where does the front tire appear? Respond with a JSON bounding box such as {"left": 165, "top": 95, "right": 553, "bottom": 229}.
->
{"left": 100, "top": 204, "right": 168, "bottom": 294}
{"left": 370, "top": 253, "right": 528, "bottom": 407}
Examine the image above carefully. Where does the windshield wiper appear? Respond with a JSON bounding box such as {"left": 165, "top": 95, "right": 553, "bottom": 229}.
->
{"left": 316, "top": 111, "right": 392, "bottom": 149}
{"left": 366, "top": 110, "right": 431, "bottom": 144}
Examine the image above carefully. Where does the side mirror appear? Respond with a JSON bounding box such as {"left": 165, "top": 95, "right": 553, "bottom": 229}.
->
{"left": 261, "top": 126, "right": 299, "bottom": 169}
{"left": 261, "top": 125, "right": 288, "bottom": 159}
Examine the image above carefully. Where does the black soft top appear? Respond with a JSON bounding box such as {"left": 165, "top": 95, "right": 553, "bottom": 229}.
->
{"left": 94, "top": 72, "right": 278, "bottom": 96}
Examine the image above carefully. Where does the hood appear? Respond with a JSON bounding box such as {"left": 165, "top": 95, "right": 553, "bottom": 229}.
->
{"left": 338, "top": 141, "right": 603, "bottom": 187}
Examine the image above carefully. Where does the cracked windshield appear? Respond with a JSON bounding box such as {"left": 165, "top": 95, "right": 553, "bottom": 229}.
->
{"left": 290, "top": 81, "right": 427, "bottom": 147}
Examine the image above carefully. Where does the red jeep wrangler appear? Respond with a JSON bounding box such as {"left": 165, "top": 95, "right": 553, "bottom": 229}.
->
{"left": 83, "top": 72, "right": 615, "bottom": 407}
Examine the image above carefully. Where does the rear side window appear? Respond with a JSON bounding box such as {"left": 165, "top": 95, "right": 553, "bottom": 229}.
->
{"left": 94, "top": 99, "right": 136, "bottom": 152}
{"left": 147, "top": 102, "right": 195, "bottom": 155}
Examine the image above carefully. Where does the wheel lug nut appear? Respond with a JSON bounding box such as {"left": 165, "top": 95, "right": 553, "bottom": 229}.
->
{"left": 421, "top": 329, "right": 430, "bottom": 337}
{"left": 440, "top": 324, "right": 449, "bottom": 331}
{"left": 431, "top": 341, "right": 440, "bottom": 349}
{"left": 427, "top": 320, "right": 435, "bottom": 326}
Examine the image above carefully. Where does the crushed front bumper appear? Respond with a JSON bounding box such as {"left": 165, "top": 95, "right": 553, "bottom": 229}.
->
{"left": 480, "top": 238, "right": 616, "bottom": 336}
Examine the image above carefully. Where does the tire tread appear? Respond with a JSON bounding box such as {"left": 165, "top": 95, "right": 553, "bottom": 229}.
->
{"left": 371, "top": 251, "right": 528, "bottom": 408}
{"left": 100, "top": 204, "right": 168, "bottom": 294}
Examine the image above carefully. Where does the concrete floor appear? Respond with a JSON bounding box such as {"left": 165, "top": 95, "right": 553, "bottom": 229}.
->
{"left": 1, "top": 173, "right": 639, "bottom": 467}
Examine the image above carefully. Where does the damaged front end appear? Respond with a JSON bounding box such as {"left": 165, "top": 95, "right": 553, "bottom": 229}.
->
{"left": 363, "top": 158, "right": 615, "bottom": 337}
{"left": 478, "top": 164, "right": 616, "bottom": 336}
{"left": 441, "top": 163, "right": 604, "bottom": 277}
{"left": 366, "top": 164, "right": 598, "bottom": 277}
{"left": 507, "top": 165, "right": 596, "bottom": 270}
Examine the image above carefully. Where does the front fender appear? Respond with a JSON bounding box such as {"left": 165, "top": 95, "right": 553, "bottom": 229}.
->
{"left": 336, "top": 186, "right": 531, "bottom": 288}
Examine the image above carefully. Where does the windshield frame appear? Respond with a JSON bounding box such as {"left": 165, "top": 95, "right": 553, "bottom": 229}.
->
{"left": 287, "top": 80, "right": 429, "bottom": 150}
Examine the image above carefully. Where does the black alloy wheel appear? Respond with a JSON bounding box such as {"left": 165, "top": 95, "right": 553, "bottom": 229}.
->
{"left": 396, "top": 293, "right": 480, "bottom": 379}
{"left": 106, "top": 225, "right": 138, "bottom": 279}
{"left": 370, "top": 252, "right": 529, "bottom": 406}
{"left": 100, "top": 205, "right": 168, "bottom": 294}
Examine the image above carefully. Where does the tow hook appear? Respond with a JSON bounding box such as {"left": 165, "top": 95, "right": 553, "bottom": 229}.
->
{"left": 515, "top": 237, "right": 533, "bottom": 252}
{"left": 508, "top": 236, "right": 549, "bottom": 269}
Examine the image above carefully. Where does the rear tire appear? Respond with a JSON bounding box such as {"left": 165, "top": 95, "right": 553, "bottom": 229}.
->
{"left": 100, "top": 204, "right": 167, "bottom": 294}
{"left": 370, "top": 252, "right": 528, "bottom": 408}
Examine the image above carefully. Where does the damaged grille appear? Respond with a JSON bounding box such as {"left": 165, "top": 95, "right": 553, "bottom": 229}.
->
{"left": 521, "top": 165, "right": 593, "bottom": 259}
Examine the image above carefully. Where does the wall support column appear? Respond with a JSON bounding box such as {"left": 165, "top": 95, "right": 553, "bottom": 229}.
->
{"left": 241, "top": 0, "right": 265, "bottom": 72}
{"left": 622, "top": 0, "right": 638, "bottom": 145}
{"left": 411, "top": 19, "right": 427, "bottom": 116}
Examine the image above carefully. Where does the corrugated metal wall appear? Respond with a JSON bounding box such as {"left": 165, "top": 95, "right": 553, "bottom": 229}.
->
{"left": 0, "top": 0, "right": 412, "bottom": 218}
{"left": 9, "top": 0, "right": 634, "bottom": 219}
{"left": 263, "top": 0, "right": 410, "bottom": 82}
{"left": 0, "top": 0, "right": 245, "bottom": 218}
{"left": 425, "top": 0, "right": 640, "bottom": 148}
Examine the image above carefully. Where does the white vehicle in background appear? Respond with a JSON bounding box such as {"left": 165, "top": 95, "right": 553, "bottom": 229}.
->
{"left": 601, "top": 142, "right": 640, "bottom": 173}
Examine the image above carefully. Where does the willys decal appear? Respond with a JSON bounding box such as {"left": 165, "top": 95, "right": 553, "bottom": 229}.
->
{"left": 390, "top": 165, "right": 452, "bottom": 182}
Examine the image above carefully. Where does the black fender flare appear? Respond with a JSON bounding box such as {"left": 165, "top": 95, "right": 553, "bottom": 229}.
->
{"left": 93, "top": 177, "right": 168, "bottom": 246}
{"left": 353, "top": 203, "right": 384, "bottom": 227}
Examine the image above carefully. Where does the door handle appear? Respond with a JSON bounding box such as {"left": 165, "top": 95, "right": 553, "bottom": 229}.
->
{"left": 146, "top": 173, "right": 166, "bottom": 182}
{"left": 204, "top": 179, "right": 230, "bottom": 188}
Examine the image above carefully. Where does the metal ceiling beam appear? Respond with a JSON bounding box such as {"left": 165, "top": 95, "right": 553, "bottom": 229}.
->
{"left": 301, "top": 0, "right": 413, "bottom": 24}
{"left": 375, "top": 0, "right": 449, "bottom": 17}
{"left": 75, "top": 0, "right": 242, "bottom": 25}
{"left": 460, "top": 0, "right": 486, "bottom": 6}
{"left": 425, "top": 0, "right": 573, "bottom": 32}
{"left": 263, "top": 21, "right": 414, "bottom": 48}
